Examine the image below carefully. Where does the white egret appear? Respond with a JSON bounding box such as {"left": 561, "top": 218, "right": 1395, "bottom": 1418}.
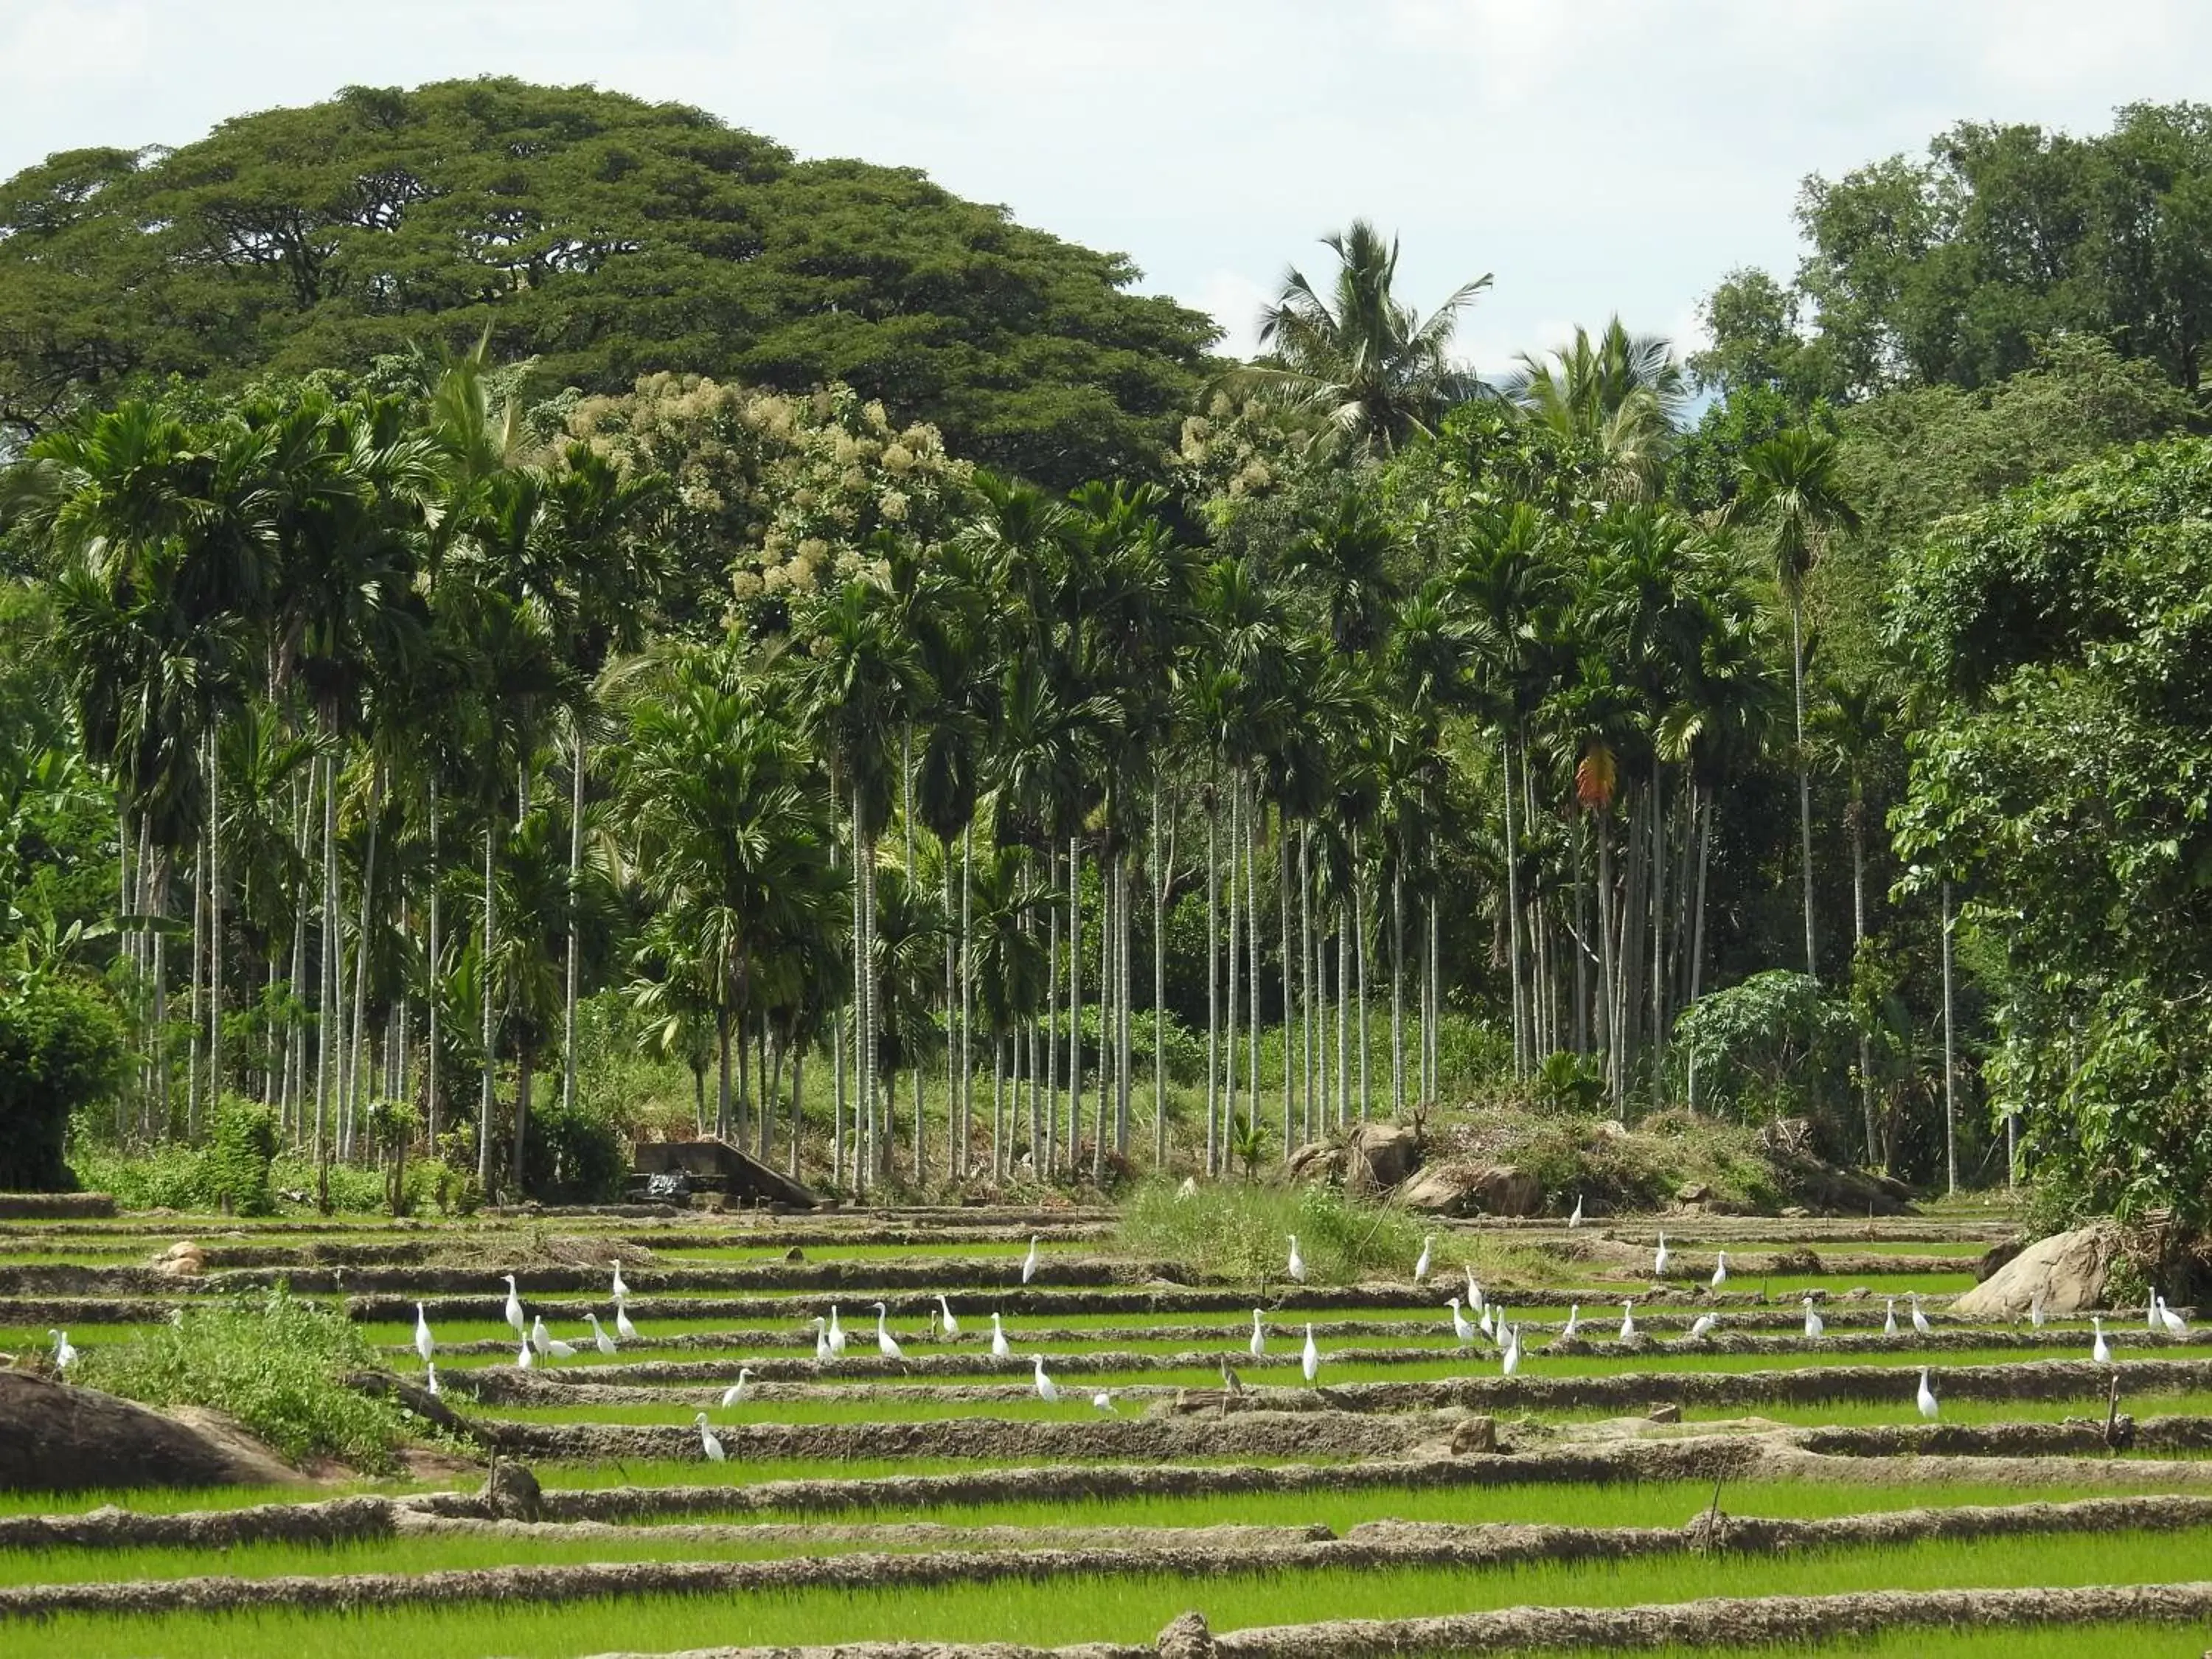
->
{"left": 695, "top": 1411, "right": 725, "bottom": 1462}
{"left": 1465, "top": 1265, "right": 1483, "bottom": 1311}
{"left": 425, "top": 1363, "right": 440, "bottom": 1398}
{"left": 529, "top": 1315, "right": 552, "bottom": 1356}
{"left": 1688, "top": 1313, "right": 1717, "bottom": 1342}
{"left": 1020, "top": 1236, "right": 1040, "bottom": 1284}
{"left": 1653, "top": 1233, "right": 1670, "bottom": 1279}
{"left": 2157, "top": 1294, "right": 2188, "bottom": 1337}
{"left": 937, "top": 1295, "right": 960, "bottom": 1338}
{"left": 827, "top": 1306, "right": 847, "bottom": 1357}
{"left": 1500, "top": 1328, "right": 1522, "bottom": 1377}
{"left": 585, "top": 1312, "right": 616, "bottom": 1355}
{"left": 515, "top": 1337, "right": 534, "bottom": 1369}
{"left": 1249, "top": 1309, "right": 1267, "bottom": 1359}
{"left": 1301, "top": 1323, "right": 1320, "bottom": 1384}
{"left": 1916, "top": 1368, "right": 1938, "bottom": 1421}
{"left": 813, "top": 1317, "right": 832, "bottom": 1363}
{"left": 1413, "top": 1235, "right": 1433, "bottom": 1284}
{"left": 1710, "top": 1252, "right": 1729, "bottom": 1290}
{"left": 2029, "top": 1292, "right": 2047, "bottom": 1330}
{"left": 545, "top": 1334, "right": 577, "bottom": 1362}
{"left": 872, "top": 1302, "right": 904, "bottom": 1360}
{"left": 48, "top": 1329, "right": 76, "bottom": 1371}
{"left": 1559, "top": 1304, "right": 1582, "bottom": 1341}
{"left": 1568, "top": 1194, "right": 1583, "bottom": 1229}
{"left": 1490, "top": 1305, "right": 1509, "bottom": 1345}
{"left": 1910, "top": 1294, "right": 1932, "bottom": 1337}
{"left": 414, "top": 1304, "right": 435, "bottom": 1368}
{"left": 1448, "top": 1298, "right": 1476, "bottom": 1348}
{"left": 1882, "top": 1298, "right": 1899, "bottom": 1338}
{"left": 1478, "top": 1303, "right": 1494, "bottom": 1339}
{"left": 1802, "top": 1297, "right": 1825, "bottom": 1340}
{"left": 1092, "top": 1389, "right": 1117, "bottom": 1413}
{"left": 616, "top": 1304, "right": 639, "bottom": 1343}
{"left": 2093, "top": 1317, "right": 2112, "bottom": 1363}
{"left": 720, "top": 1368, "right": 754, "bottom": 1408}
{"left": 2149, "top": 1294, "right": 2164, "bottom": 1335}
{"left": 501, "top": 1275, "right": 526, "bottom": 1338}
{"left": 990, "top": 1311, "right": 1012, "bottom": 1359}
{"left": 611, "top": 1261, "right": 628, "bottom": 1301}
{"left": 1287, "top": 1235, "right": 1307, "bottom": 1284}
{"left": 1618, "top": 1301, "right": 1637, "bottom": 1343}
{"left": 1034, "top": 1355, "right": 1061, "bottom": 1403}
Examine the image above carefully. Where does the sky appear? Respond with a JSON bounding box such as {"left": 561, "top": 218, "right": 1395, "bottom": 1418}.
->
{"left": 3, "top": 1, "right": 2209, "bottom": 373}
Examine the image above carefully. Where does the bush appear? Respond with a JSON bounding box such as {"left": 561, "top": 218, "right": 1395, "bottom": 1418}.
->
{"left": 524, "top": 1097, "right": 627, "bottom": 1203}
{"left": 1116, "top": 1178, "right": 1425, "bottom": 1284}
{"left": 77, "top": 1285, "right": 411, "bottom": 1471}
{"left": 0, "top": 971, "right": 126, "bottom": 1189}
{"left": 1673, "top": 970, "right": 1857, "bottom": 1147}
{"left": 202, "top": 1099, "right": 279, "bottom": 1216}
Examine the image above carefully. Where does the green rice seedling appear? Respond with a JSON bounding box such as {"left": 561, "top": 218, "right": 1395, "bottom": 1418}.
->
{"left": 24, "top": 1523, "right": 2212, "bottom": 1658}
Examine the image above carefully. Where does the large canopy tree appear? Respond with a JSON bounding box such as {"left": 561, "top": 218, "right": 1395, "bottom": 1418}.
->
{"left": 0, "top": 79, "right": 1218, "bottom": 488}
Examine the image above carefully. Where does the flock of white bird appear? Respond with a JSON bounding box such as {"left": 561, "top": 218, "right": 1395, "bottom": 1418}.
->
{"left": 376, "top": 1220, "right": 2197, "bottom": 1463}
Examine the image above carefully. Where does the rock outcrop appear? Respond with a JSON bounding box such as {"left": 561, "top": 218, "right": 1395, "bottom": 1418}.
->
{"left": 1950, "top": 1222, "right": 2118, "bottom": 1318}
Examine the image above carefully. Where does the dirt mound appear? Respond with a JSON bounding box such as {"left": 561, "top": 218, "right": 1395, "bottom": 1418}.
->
{"left": 0, "top": 1371, "right": 307, "bottom": 1494}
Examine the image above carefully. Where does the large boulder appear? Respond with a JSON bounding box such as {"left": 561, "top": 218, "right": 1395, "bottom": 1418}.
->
{"left": 1401, "top": 1161, "right": 1543, "bottom": 1217}
{"left": 1284, "top": 1142, "right": 1340, "bottom": 1186}
{"left": 1347, "top": 1123, "right": 1419, "bottom": 1192}
{"left": 0, "top": 1371, "right": 305, "bottom": 1493}
{"left": 1950, "top": 1222, "right": 2118, "bottom": 1318}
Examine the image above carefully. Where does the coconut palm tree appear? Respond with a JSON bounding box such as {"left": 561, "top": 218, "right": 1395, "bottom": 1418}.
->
{"left": 1508, "top": 319, "right": 1688, "bottom": 500}
{"left": 1722, "top": 427, "right": 1860, "bottom": 981}
{"left": 1243, "top": 220, "right": 1491, "bottom": 457}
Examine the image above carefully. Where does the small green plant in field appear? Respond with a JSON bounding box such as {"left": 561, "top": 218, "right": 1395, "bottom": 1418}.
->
{"left": 1228, "top": 1112, "right": 1267, "bottom": 1181}
{"left": 77, "top": 1286, "right": 412, "bottom": 1472}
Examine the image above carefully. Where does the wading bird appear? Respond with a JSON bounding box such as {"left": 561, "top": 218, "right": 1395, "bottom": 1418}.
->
{"left": 695, "top": 1412, "right": 725, "bottom": 1462}
{"left": 2093, "top": 1318, "right": 2112, "bottom": 1364}
{"left": 1287, "top": 1235, "right": 1307, "bottom": 1284}
{"left": 1448, "top": 1297, "right": 1476, "bottom": 1348}
{"left": 1464, "top": 1265, "right": 1483, "bottom": 1311}
{"left": 2029, "top": 1292, "right": 2047, "bottom": 1329}
{"left": 515, "top": 1337, "right": 534, "bottom": 1370}
{"left": 1883, "top": 1298, "right": 1898, "bottom": 1338}
{"left": 1020, "top": 1236, "right": 1040, "bottom": 1284}
{"left": 1688, "top": 1313, "right": 1717, "bottom": 1342}
{"left": 501, "top": 1276, "right": 526, "bottom": 1338}
{"left": 1559, "top": 1305, "right": 1582, "bottom": 1341}
{"left": 616, "top": 1304, "right": 640, "bottom": 1344}
{"left": 1249, "top": 1309, "right": 1267, "bottom": 1359}
{"left": 1618, "top": 1301, "right": 1637, "bottom": 1343}
{"left": 585, "top": 1312, "right": 616, "bottom": 1355}
{"left": 990, "top": 1312, "right": 1012, "bottom": 1359}
{"left": 611, "top": 1261, "right": 628, "bottom": 1302}
{"left": 937, "top": 1295, "right": 960, "bottom": 1338}
{"left": 1568, "top": 1194, "right": 1583, "bottom": 1228}
{"left": 48, "top": 1329, "right": 75, "bottom": 1372}
{"left": 1092, "top": 1389, "right": 1116, "bottom": 1413}
{"left": 827, "top": 1307, "right": 847, "bottom": 1357}
{"left": 720, "top": 1368, "right": 753, "bottom": 1407}
{"left": 1916, "top": 1368, "right": 1938, "bottom": 1421}
{"left": 1910, "top": 1294, "right": 1932, "bottom": 1336}
{"left": 1500, "top": 1327, "right": 1522, "bottom": 1376}
{"left": 414, "top": 1304, "right": 435, "bottom": 1368}
{"left": 529, "top": 1315, "right": 552, "bottom": 1356}
{"left": 1710, "top": 1252, "right": 1729, "bottom": 1290}
{"left": 1802, "top": 1297, "right": 1825, "bottom": 1340}
{"left": 425, "top": 1363, "right": 439, "bottom": 1397}
{"left": 813, "top": 1317, "right": 832, "bottom": 1363}
{"left": 1653, "top": 1234, "right": 1670, "bottom": 1278}
{"left": 1034, "top": 1355, "right": 1060, "bottom": 1402}
{"left": 872, "top": 1302, "right": 904, "bottom": 1360}
{"left": 2157, "top": 1294, "right": 2188, "bottom": 1337}
{"left": 1414, "top": 1234, "right": 1433, "bottom": 1284}
{"left": 1302, "top": 1323, "right": 1320, "bottom": 1384}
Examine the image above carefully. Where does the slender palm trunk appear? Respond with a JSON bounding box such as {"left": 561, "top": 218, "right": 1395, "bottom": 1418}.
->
{"left": 788, "top": 1043, "right": 803, "bottom": 1178}
{"left": 1389, "top": 867, "right": 1405, "bottom": 1118}
{"left": 188, "top": 815, "right": 206, "bottom": 1137}
{"left": 960, "top": 824, "right": 975, "bottom": 1178}
{"left": 1093, "top": 846, "right": 1110, "bottom": 1179}
{"left": 1206, "top": 779, "right": 1220, "bottom": 1173}
{"left": 1649, "top": 757, "right": 1666, "bottom": 1103}
{"left": 562, "top": 730, "right": 585, "bottom": 1123}
{"left": 476, "top": 818, "right": 495, "bottom": 1192}
{"left": 345, "top": 765, "right": 383, "bottom": 1155}
{"left": 1068, "top": 832, "right": 1082, "bottom": 1174}
{"left": 1596, "top": 808, "right": 1616, "bottom": 1107}
{"left": 1224, "top": 787, "right": 1239, "bottom": 1149}
{"left": 426, "top": 782, "right": 441, "bottom": 1145}
{"left": 207, "top": 722, "right": 223, "bottom": 1119}
{"left": 849, "top": 793, "right": 865, "bottom": 1192}
{"left": 319, "top": 754, "right": 338, "bottom": 1166}
{"left": 1044, "top": 846, "right": 1058, "bottom": 1172}
{"left": 1502, "top": 736, "right": 1525, "bottom": 1074}
{"left": 943, "top": 851, "right": 958, "bottom": 1175}
{"left": 1278, "top": 815, "right": 1293, "bottom": 1155}
{"left": 1243, "top": 776, "right": 1260, "bottom": 1151}
{"left": 1335, "top": 911, "right": 1350, "bottom": 1127}
{"left": 1152, "top": 788, "right": 1167, "bottom": 1169}
{"left": 1354, "top": 830, "right": 1371, "bottom": 1122}
{"left": 1117, "top": 851, "right": 1133, "bottom": 1160}
{"left": 1792, "top": 594, "right": 1818, "bottom": 979}
{"left": 1851, "top": 796, "right": 1876, "bottom": 1165}
{"left": 1298, "top": 825, "right": 1313, "bottom": 1142}
{"left": 1424, "top": 892, "right": 1439, "bottom": 1105}
{"left": 1941, "top": 879, "right": 1958, "bottom": 1197}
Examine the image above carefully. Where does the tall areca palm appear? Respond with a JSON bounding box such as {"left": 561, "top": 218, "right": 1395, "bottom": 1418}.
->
{"left": 1245, "top": 220, "right": 1491, "bottom": 458}
{"left": 1722, "top": 428, "right": 1860, "bottom": 981}
{"left": 1812, "top": 673, "right": 1899, "bottom": 1162}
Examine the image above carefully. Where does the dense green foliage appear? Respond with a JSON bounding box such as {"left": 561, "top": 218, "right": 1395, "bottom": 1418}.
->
{"left": 1699, "top": 101, "right": 2212, "bottom": 400}
{"left": 0, "top": 79, "right": 1216, "bottom": 487}
{"left": 0, "top": 969, "right": 125, "bottom": 1187}
{"left": 1891, "top": 435, "right": 2212, "bottom": 1228}
{"left": 77, "top": 1287, "right": 411, "bottom": 1471}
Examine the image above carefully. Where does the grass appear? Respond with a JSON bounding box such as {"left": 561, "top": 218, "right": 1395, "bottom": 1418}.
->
{"left": 23, "top": 1523, "right": 2212, "bottom": 1658}
{"left": 1542, "top": 1629, "right": 2212, "bottom": 1659}
{"left": 528, "top": 1452, "right": 1343, "bottom": 1489}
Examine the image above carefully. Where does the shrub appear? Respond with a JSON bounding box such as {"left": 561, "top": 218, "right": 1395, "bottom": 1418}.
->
{"left": 202, "top": 1099, "right": 279, "bottom": 1215}
{"left": 0, "top": 971, "right": 126, "bottom": 1189}
{"left": 524, "top": 1097, "right": 627, "bottom": 1203}
{"left": 1116, "top": 1178, "right": 1425, "bottom": 1284}
{"left": 77, "top": 1285, "right": 411, "bottom": 1472}
{"left": 1673, "top": 970, "right": 1857, "bottom": 1145}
